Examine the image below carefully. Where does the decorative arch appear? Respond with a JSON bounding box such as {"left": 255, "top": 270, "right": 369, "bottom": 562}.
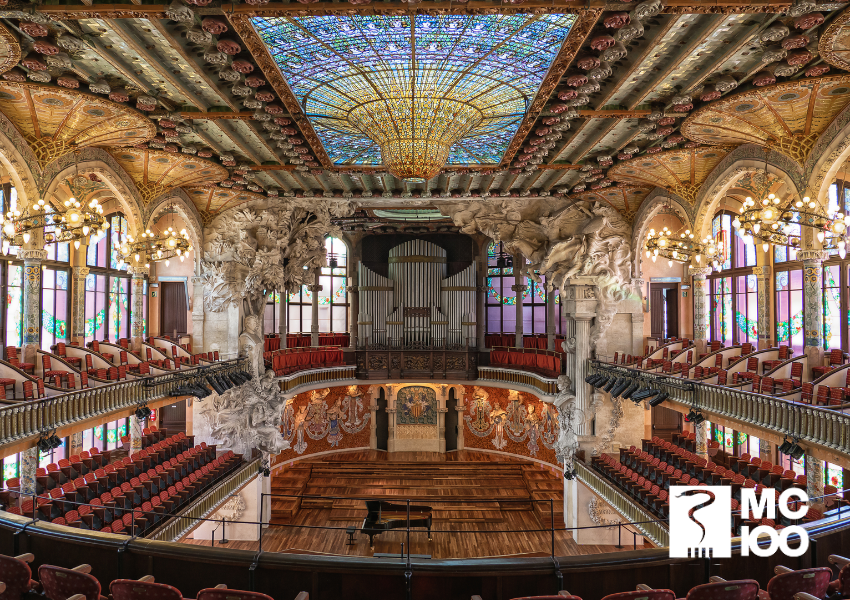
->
{"left": 41, "top": 148, "right": 145, "bottom": 236}
{"left": 146, "top": 188, "right": 205, "bottom": 274}
{"left": 691, "top": 145, "right": 803, "bottom": 242}
{"left": 630, "top": 188, "right": 693, "bottom": 278}
{"left": 0, "top": 112, "right": 38, "bottom": 206}
{"left": 804, "top": 101, "right": 850, "bottom": 206}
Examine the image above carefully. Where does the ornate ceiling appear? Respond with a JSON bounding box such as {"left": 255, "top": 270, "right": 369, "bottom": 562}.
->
{"left": 0, "top": 1, "right": 848, "bottom": 223}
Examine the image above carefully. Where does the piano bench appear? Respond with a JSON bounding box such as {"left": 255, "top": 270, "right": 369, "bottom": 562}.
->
{"left": 346, "top": 526, "right": 356, "bottom": 546}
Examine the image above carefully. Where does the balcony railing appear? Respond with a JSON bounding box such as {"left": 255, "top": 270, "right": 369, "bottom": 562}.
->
{"left": 588, "top": 360, "right": 850, "bottom": 459}
{"left": 0, "top": 358, "right": 247, "bottom": 449}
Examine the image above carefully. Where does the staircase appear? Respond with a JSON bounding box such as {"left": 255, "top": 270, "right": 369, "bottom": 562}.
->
{"left": 270, "top": 457, "right": 564, "bottom": 528}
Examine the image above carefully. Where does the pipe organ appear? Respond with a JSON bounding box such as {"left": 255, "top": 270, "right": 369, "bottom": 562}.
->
{"left": 358, "top": 240, "right": 476, "bottom": 349}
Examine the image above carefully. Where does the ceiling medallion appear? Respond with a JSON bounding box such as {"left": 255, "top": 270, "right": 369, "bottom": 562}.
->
{"left": 254, "top": 14, "right": 576, "bottom": 180}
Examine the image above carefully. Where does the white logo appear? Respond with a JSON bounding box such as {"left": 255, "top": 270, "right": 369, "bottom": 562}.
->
{"left": 669, "top": 486, "right": 810, "bottom": 558}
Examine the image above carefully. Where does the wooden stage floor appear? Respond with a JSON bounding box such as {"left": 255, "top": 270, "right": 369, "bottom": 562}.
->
{"left": 179, "top": 451, "right": 636, "bottom": 559}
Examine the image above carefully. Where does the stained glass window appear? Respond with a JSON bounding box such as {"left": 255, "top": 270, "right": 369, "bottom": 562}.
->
{"left": 711, "top": 277, "right": 732, "bottom": 344}
{"left": 2, "top": 454, "right": 18, "bottom": 482}
{"left": 85, "top": 213, "right": 135, "bottom": 344}
{"left": 253, "top": 14, "right": 576, "bottom": 166}
{"left": 110, "top": 215, "right": 129, "bottom": 270}
{"left": 85, "top": 273, "right": 107, "bottom": 343}
{"left": 776, "top": 269, "right": 804, "bottom": 354}
{"left": 43, "top": 206, "right": 69, "bottom": 263}
{"left": 825, "top": 462, "right": 844, "bottom": 489}
{"left": 824, "top": 264, "right": 841, "bottom": 351}
{"left": 41, "top": 268, "right": 69, "bottom": 351}
{"left": 775, "top": 212, "right": 800, "bottom": 264}
{"left": 734, "top": 275, "right": 757, "bottom": 345}
{"left": 6, "top": 264, "right": 23, "bottom": 348}
{"left": 108, "top": 276, "right": 130, "bottom": 343}
{"left": 287, "top": 237, "right": 348, "bottom": 334}
{"left": 486, "top": 241, "right": 549, "bottom": 336}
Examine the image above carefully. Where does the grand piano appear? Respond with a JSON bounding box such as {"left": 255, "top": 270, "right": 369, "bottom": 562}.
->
{"left": 360, "top": 500, "right": 433, "bottom": 548}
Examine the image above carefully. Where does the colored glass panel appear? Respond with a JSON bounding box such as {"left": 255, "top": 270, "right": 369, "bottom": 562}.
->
{"left": 824, "top": 264, "right": 841, "bottom": 350}
{"left": 6, "top": 264, "right": 22, "bottom": 348}
{"left": 825, "top": 462, "right": 844, "bottom": 488}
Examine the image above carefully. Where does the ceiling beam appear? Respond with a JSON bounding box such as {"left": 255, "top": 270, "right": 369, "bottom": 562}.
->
{"left": 28, "top": 0, "right": 794, "bottom": 18}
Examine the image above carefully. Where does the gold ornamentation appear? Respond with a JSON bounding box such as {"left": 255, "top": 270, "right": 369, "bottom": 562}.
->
{"left": 0, "top": 23, "right": 21, "bottom": 76}
{"left": 819, "top": 6, "right": 850, "bottom": 72}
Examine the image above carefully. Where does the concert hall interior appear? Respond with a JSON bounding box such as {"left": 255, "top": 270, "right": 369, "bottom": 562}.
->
{"left": 0, "top": 0, "right": 849, "bottom": 599}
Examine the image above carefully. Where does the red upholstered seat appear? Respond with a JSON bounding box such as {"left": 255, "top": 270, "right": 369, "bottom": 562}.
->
{"left": 39, "top": 564, "right": 105, "bottom": 600}
{"left": 758, "top": 568, "right": 832, "bottom": 600}
{"left": 196, "top": 589, "right": 274, "bottom": 600}
{"left": 682, "top": 580, "right": 760, "bottom": 600}
{"left": 7, "top": 347, "right": 35, "bottom": 374}
{"left": 829, "top": 558, "right": 850, "bottom": 598}
{"left": 0, "top": 553, "right": 41, "bottom": 600}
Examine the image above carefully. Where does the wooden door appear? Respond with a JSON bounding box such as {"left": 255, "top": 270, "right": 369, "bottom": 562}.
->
{"left": 652, "top": 405, "right": 681, "bottom": 442}
{"left": 376, "top": 388, "right": 389, "bottom": 451}
{"left": 160, "top": 281, "right": 187, "bottom": 338}
{"left": 160, "top": 400, "right": 186, "bottom": 434}
{"left": 650, "top": 285, "right": 665, "bottom": 338}
{"left": 445, "top": 388, "right": 458, "bottom": 451}
{"left": 665, "top": 288, "right": 679, "bottom": 337}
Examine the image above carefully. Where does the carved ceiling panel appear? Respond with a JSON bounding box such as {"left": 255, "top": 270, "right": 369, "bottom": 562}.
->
{"left": 820, "top": 7, "right": 850, "bottom": 72}
{"left": 569, "top": 186, "right": 652, "bottom": 222}
{"left": 0, "top": 24, "right": 20, "bottom": 77}
{"left": 108, "top": 149, "right": 228, "bottom": 204}
{"left": 0, "top": 82, "right": 155, "bottom": 165}
{"left": 681, "top": 76, "right": 850, "bottom": 164}
{"left": 186, "top": 185, "right": 265, "bottom": 218}
{"left": 607, "top": 147, "right": 732, "bottom": 204}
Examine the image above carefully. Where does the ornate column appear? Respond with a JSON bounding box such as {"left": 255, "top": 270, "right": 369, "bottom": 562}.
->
{"left": 347, "top": 284, "right": 358, "bottom": 349}
{"left": 438, "top": 385, "right": 448, "bottom": 453}
{"left": 278, "top": 292, "right": 287, "bottom": 339}
{"left": 806, "top": 455, "right": 825, "bottom": 511}
{"left": 70, "top": 265, "right": 89, "bottom": 347}
{"left": 546, "top": 289, "right": 556, "bottom": 351}
{"left": 695, "top": 420, "right": 708, "bottom": 459}
{"left": 191, "top": 275, "right": 204, "bottom": 353}
{"left": 308, "top": 272, "right": 322, "bottom": 347}
{"left": 689, "top": 267, "right": 712, "bottom": 356}
{"left": 129, "top": 266, "right": 149, "bottom": 353}
{"left": 456, "top": 388, "right": 466, "bottom": 450}
{"left": 752, "top": 265, "right": 772, "bottom": 349}
{"left": 563, "top": 277, "right": 598, "bottom": 437}
{"left": 386, "top": 384, "right": 396, "bottom": 453}
{"left": 20, "top": 248, "right": 47, "bottom": 364}
{"left": 759, "top": 437, "right": 773, "bottom": 463}
{"left": 800, "top": 250, "right": 828, "bottom": 368}
{"left": 369, "top": 387, "right": 378, "bottom": 449}
{"left": 130, "top": 412, "right": 145, "bottom": 455}
{"left": 20, "top": 446, "right": 37, "bottom": 499}
{"left": 476, "top": 254, "right": 487, "bottom": 349}
{"left": 571, "top": 315, "right": 593, "bottom": 435}
{"left": 69, "top": 432, "right": 84, "bottom": 456}
{"left": 512, "top": 256, "right": 526, "bottom": 348}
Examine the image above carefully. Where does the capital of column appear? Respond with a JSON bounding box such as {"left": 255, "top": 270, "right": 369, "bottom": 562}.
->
{"left": 510, "top": 284, "right": 528, "bottom": 293}
{"left": 128, "top": 266, "right": 150, "bottom": 277}
{"left": 346, "top": 285, "right": 358, "bottom": 294}
{"left": 688, "top": 266, "right": 712, "bottom": 278}
{"left": 751, "top": 266, "right": 771, "bottom": 277}
{"left": 191, "top": 275, "right": 204, "bottom": 285}
{"left": 19, "top": 248, "right": 47, "bottom": 262}
{"left": 307, "top": 284, "right": 323, "bottom": 293}
{"left": 72, "top": 266, "right": 90, "bottom": 278}
{"left": 797, "top": 249, "right": 829, "bottom": 262}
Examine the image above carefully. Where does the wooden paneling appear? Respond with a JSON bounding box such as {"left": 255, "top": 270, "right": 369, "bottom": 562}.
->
{"left": 160, "top": 281, "right": 187, "bottom": 338}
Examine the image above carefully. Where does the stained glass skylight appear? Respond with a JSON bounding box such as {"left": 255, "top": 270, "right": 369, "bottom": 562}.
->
{"left": 253, "top": 14, "right": 575, "bottom": 169}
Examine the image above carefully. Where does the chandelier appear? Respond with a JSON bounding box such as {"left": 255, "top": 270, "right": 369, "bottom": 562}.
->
{"left": 644, "top": 226, "right": 706, "bottom": 266}
{"left": 117, "top": 206, "right": 192, "bottom": 268}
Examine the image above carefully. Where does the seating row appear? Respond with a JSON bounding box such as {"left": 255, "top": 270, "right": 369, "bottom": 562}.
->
{"left": 264, "top": 346, "right": 346, "bottom": 376}
{"left": 489, "top": 348, "right": 562, "bottom": 377}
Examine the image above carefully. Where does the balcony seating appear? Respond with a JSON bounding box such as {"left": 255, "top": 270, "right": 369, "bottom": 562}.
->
{"left": 0, "top": 552, "right": 42, "bottom": 597}
{"left": 812, "top": 348, "right": 848, "bottom": 380}
{"left": 698, "top": 340, "right": 722, "bottom": 361}
{"left": 42, "top": 355, "right": 71, "bottom": 388}
{"left": 827, "top": 555, "right": 850, "bottom": 599}
{"left": 762, "top": 346, "right": 792, "bottom": 373}
{"left": 53, "top": 343, "right": 82, "bottom": 368}
{"left": 88, "top": 341, "right": 114, "bottom": 363}
{"left": 265, "top": 346, "right": 348, "bottom": 376}
{"left": 39, "top": 563, "right": 104, "bottom": 600}
{"left": 6, "top": 346, "right": 35, "bottom": 375}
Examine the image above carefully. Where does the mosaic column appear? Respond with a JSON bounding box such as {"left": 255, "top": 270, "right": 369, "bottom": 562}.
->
{"left": 800, "top": 250, "right": 828, "bottom": 368}
{"left": 689, "top": 267, "right": 712, "bottom": 356}
{"left": 759, "top": 437, "right": 773, "bottom": 463}
{"left": 129, "top": 266, "right": 149, "bottom": 353}
{"left": 308, "top": 273, "right": 322, "bottom": 346}
{"left": 512, "top": 257, "right": 526, "bottom": 348}
{"left": 130, "top": 413, "right": 145, "bottom": 455}
{"left": 752, "top": 265, "right": 773, "bottom": 350}
{"left": 695, "top": 420, "right": 708, "bottom": 459}
{"left": 20, "top": 248, "right": 47, "bottom": 364}
{"left": 71, "top": 266, "right": 89, "bottom": 347}
{"left": 546, "top": 290, "right": 556, "bottom": 351}
{"left": 69, "top": 432, "right": 84, "bottom": 456}
{"left": 806, "top": 455, "right": 825, "bottom": 511}
{"left": 20, "top": 446, "right": 37, "bottom": 499}
{"left": 191, "top": 275, "right": 204, "bottom": 354}
{"left": 476, "top": 253, "right": 487, "bottom": 349}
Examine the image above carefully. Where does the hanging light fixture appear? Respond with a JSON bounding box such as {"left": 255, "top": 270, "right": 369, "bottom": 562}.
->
{"left": 117, "top": 202, "right": 192, "bottom": 266}
{"left": 644, "top": 225, "right": 705, "bottom": 265}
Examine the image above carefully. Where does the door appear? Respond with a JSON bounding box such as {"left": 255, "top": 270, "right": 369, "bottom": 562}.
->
{"left": 376, "top": 388, "right": 389, "bottom": 451}
{"left": 161, "top": 281, "right": 187, "bottom": 338}
{"left": 665, "top": 288, "right": 679, "bottom": 337}
{"left": 650, "top": 285, "right": 665, "bottom": 338}
{"left": 160, "top": 400, "right": 187, "bottom": 434}
{"left": 445, "top": 388, "right": 458, "bottom": 451}
{"left": 652, "top": 405, "right": 682, "bottom": 442}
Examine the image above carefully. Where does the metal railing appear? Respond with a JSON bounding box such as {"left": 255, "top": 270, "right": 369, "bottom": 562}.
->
{"left": 575, "top": 460, "right": 669, "bottom": 547}
{"left": 0, "top": 358, "right": 247, "bottom": 448}
{"left": 588, "top": 360, "right": 849, "bottom": 458}
{"left": 149, "top": 454, "right": 261, "bottom": 542}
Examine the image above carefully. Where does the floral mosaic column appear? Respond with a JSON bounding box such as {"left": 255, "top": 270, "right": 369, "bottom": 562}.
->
{"left": 71, "top": 266, "right": 89, "bottom": 346}
{"left": 20, "top": 249, "right": 47, "bottom": 363}
{"left": 759, "top": 437, "right": 773, "bottom": 463}
{"left": 129, "top": 266, "right": 149, "bottom": 352}
{"left": 752, "top": 265, "right": 772, "bottom": 349}
{"left": 695, "top": 420, "right": 708, "bottom": 459}
{"left": 130, "top": 413, "right": 145, "bottom": 454}
{"left": 806, "top": 455, "right": 825, "bottom": 510}
{"left": 20, "top": 446, "right": 37, "bottom": 498}
{"left": 689, "top": 267, "right": 712, "bottom": 355}
{"left": 800, "top": 250, "right": 828, "bottom": 362}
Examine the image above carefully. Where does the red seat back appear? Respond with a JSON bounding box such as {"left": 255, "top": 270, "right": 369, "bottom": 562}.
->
{"left": 686, "top": 581, "right": 759, "bottom": 600}
{"left": 602, "top": 592, "right": 674, "bottom": 600}
{"left": 0, "top": 554, "right": 34, "bottom": 600}
{"left": 39, "top": 565, "right": 103, "bottom": 600}
{"left": 197, "top": 591, "right": 276, "bottom": 600}
{"left": 765, "top": 568, "right": 832, "bottom": 600}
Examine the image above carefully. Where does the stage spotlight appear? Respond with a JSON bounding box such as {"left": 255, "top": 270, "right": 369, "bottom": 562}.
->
{"left": 685, "top": 410, "right": 696, "bottom": 422}
{"left": 603, "top": 377, "right": 621, "bottom": 393}
{"left": 648, "top": 392, "right": 669, "bottom": 407}
{"left": 37, "top": 436, "right": 51, "bottom": 453}
{"left": 778, "top": 437, "right": 792, "bottom": 455}
{"left": 584, "top": 374, "right": 598, "bottom": 385}
{"left": 621, "top": 382, "right": 640, "bottom": 399}
{"left": 790, "top": 442, "right": 805, "bottom": 461}
{"left": 632, "top": 388, "right": 659, "bottom": 402}
{"left": 611, "top": 379, "right": 631, "bottom": 398}
{"left": 691, "top": 411, "right": 705, "bottom": 425}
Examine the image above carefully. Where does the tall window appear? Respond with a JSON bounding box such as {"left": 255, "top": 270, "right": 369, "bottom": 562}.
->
{"left": 708, "top": 212, "right": 756, "bottom": 345}
{"left": 287, "top": 237, "right": 348, "bottom": 334}
{"left": 41, "top": 267, "right": 69, "bottom": 351}
{"left": 5, "top": 264, "right": 22, "bottom": 349}
{"left": 824, "top": 264, "right": 843, "bottom": 351}
{"left": 775, "top": 269, "right": 804, "bottom": 353}
{"left": 264, "top": 291, "right": 281, "bottom": 335}
{"left": 486, "top": 241, "right": 551, "bottom": 335}
{"left": 85, "top": 214, "right": 133, "bottom": 343}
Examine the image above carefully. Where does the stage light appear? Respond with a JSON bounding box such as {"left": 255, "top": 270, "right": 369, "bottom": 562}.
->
{"left": 789, "top": 442, "right": 805, "bottom": 461}
{"left": 778, "top": 437, "right": 792, "bottom": 455}
{"left": 649, "top": 392, "right": 669, "bottom": 407}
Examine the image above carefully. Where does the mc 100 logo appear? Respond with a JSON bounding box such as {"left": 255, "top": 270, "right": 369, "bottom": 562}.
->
{"left": 669, "top": 486, "right": 809, "bottom": 558}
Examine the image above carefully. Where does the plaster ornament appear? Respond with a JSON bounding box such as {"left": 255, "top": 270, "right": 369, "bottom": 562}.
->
{"left": 203, "top": 46, "right": 228, "bottom": 66}
{"left": 149, "top": 140, "right": 166, "bottom": 149}
{"left": 782, "top": 34, "right": 810, "bottom": 49}
{"left": 175, "top": 125, "right": 193, "bottom": 134}
{"left": 788, "top": 0, "right": 817, "bottom": 15}
{"left": 786, "top": 49, "right": 812, "bottom": 65}
{"left": 588, "top": 60, "right": 611, "bottom": 79}
{"left": 552, "top": 121, "right": 570, "bottom": 131}
{"left": 217, "top": 39, "right": 242, "bottom": 55}
{"left": 20, "top": 22, "right": 49, "bottom": 37}
{"left": 700, "top": 85, "right": 721, "bottom": 102}
{"left": 263, "top": 121, "right": 280, "bottom": 132}
{"left": 186, "top": 28, "right": 213, "bottom": 45}
{"left": 202, "top": 17, "right": 228, "bottom": 34}
{"left": 218, "top": 494, "right": 246, "bottom": 522}
{"left": 569, "top": 94, "right": 590, "bottom": 107}
{"left": 576, "top": 55, "right": 600, "bottom": 71}
{"left": 181, "top": 145, "right": 197, "bottom": 154}
{"left": 794, "top": 12, "right": 823, "bottom": 29}
{"left": 166, "top": 1, "right": 195, "bottom": 22}
{"left": 201, "top": 370, "right": 291, "bottom": 457}
{"left": 28, "top": 70, "right": 50, "bottom": 83}
{"left": 622, "top": 145, "right": 639, "bottom": 155}
{"left": 231, "top": 59, "right": 254, "bottom": 74}
{"left": 20, "top": 12, "right": 51, "bottom": 24}
{"left": 549, "top": 103, "right": 569, "bottom": 114}
{"left": 245, "top": 75, "right": 265, "bottom": 87}
{"left": 218, "top": 67, "right": 240, "bottom": 82}
{"left": 773, "top": 61, "right": 801, "bottom": 77}
{"left": 603, "top": 12, "right": 629, "bottom": 29}
{"left": 601, "top": 41, "right": 628, "bottom": 63}
{"left": 244, "top": 0, "right": 270, "bottom": 5}
{"left": 243, "top": 98, "right": 263, "bottom": 109}
{"left": 671, "top": 102, "right": 692, "bottom": 113}
{"left": 256, "top": 90, "right": 275, "bottom": 102}
{"left": 589, "top": 35, "right": 615, "bottom": 51}
{"left": 557, "top": 89, "right": 577, "bottom": 101}
{"left": 33, "top": 40, "right": 59, "bottom": 55}
{"left": 578, "top": 81, "right": 600, "bottom": 95}
{"left": 56, "top": 34, "right": 85, "bottom": 54}
{"left": 2, "top": 68, "right": 26, "bottom": 82}
{"left": 760, "top": 24, "right": 790, "bottom": 43}
{"left": 265, "top": 104, "right": 284, "bottom": 115}
{"left": 565, "top": 73, "right": 587, "bottom": 87}
{"left": 45, "top": 52, "right": 73, "bottom": 70}
{"left": 615, "top": 21, "right": 644, "bottom": 44}
{"left": 56, "top": 75, "right": 79, "bottom": 89}
{"left": 806, "top": 64, "right": 830, "bottom": 76}
{"left": 714, "top": 75, "right": 737, "bottom": 92}
{"left": 164, "top": 144, "right": 178, "bottom": 153}
{"left": 638, "top": 119, "right": 656, "bottom": 133}
{"left": 761, "top": 46, "right": 787, "bottom": 63}
{"left": 647, "top": 109, "right": 663, "bottom": 121}
{"left": 137, "top": 95, "right": 157, "bottom": 111}
{"left": 21, "top": 57, "right": 47, "bottom": 71}
{"left": 231, "top": 83, "right": 251, "bottom": 96}
{"left": 753, "top": 70, "right": 776, "bottom": 86}
{"left": 647, "top": 146, "right": 662, "bottom": 153}
{"left": 631, "top": 0, "right": 663, "bottom": 19}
